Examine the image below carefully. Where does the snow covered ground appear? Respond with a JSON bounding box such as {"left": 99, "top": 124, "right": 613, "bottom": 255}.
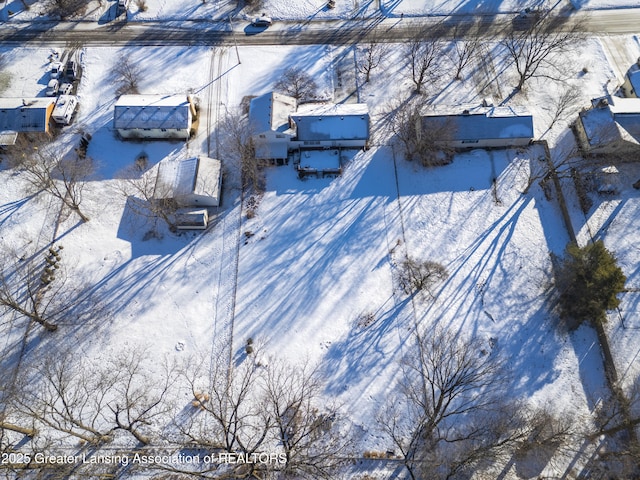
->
{"left": 2, "top": 0, "right": 640, "bottom": 23}
{"left": 1, "top": 0, "right": 640, "bottom": 476}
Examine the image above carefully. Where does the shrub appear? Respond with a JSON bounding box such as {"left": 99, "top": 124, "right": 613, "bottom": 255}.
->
{"left": 556, "top": 240, "right": 626, "bottom": 329}
{"left": 397, "top": 257, "right": 448, "bottom": 296}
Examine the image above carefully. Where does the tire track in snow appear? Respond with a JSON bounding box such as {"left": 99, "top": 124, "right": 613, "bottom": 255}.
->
{"left": 204, "top": 47, "right": 242, "bottom": 389}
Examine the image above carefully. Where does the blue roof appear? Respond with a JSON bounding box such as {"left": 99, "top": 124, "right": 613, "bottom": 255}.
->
{"left": 0, "top": 98, "right": 55, "bottom": 133}
{"left": 421, "top": 106, "right": 534, "bottom": 142}
{"left": 290, "top": 103, "right": 370, "bottom": 141}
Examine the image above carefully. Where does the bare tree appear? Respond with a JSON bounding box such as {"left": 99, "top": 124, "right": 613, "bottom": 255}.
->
{"left": 107, "top": 348, "right": 177, "bottom": 445}
{"left": 544, "top": 86, "right": 583, "bottom": 133}
{"left": 262, "top": 359, "right": 351, "bottom": 478}
{"left": 0, "top": 246, "right": 69, "bottom": 332}
{"left": 16, "top": 347, "right": 176, "bottom": 448}
{"left": 179, "top": 352, "right": 270, "bottom": 462}
{"left": 357, "top": 39, "right": 389, "bottom": 83}
{"left": 8, "top": 135, "right": 93, "bottom": 223}
{"left": 385, "top": 97, "right": 456, "bottom": 166}
{"left": 379, "top": 328, "right": 510, "bottom": 480}
{"left": 397, "top": 256, "right": 448, "bottom": 297}
{"left": 115, "top": 56, "right": 142, "bottom": 96}
{"left": 14, "top": 350, "right": 114, "bottom": 444}
{"left": 502, "top": 14, "right": 582, "bottom": 91}
{"left": 218, "top": 108, "right": 263, "bottom": 192}
{"left": 449, "top": 36, "right": 483, "bottom": 81}
{"left": 405, "top": 35, "right": 444, "bottom": 94}
{"left": 274, "top": 67, "right": 319, "bottom": 102}
{"left": 115, "top": 160, "right": 180, "bottom": 233}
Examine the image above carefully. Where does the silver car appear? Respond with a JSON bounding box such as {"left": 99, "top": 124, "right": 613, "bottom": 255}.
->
{"left": 46, "top": 79, "right": 60, "bottom": 96}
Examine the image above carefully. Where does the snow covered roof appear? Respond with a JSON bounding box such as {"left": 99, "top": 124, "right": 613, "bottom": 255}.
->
{"left": 0, "top": 131, "right": 18, "bottom": 146}
{"left": 155, "top": 156, "right": 221, "bottom": 201}
{"left": 253, "top": 133, "right": 292, "bottom": 160}
{"left": 290, "top": 103, "right": 370, "bottom": 141}
{"left": 421, "top": 105, "right": 534, "bottom": 141}
{"left": 580, "top": 96, "right": 640, "bottom": 148}
{"left": 0, "top": 98, "right": 55, "bottom": 133}
{"left": 114, "top": 94, "right": 193, "bottom": 130}
{"left": 249, "top": 92, "right": 297, "bottom": 133}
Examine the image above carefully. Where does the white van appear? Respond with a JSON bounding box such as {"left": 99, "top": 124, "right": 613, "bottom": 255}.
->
{"left": 52, "top": 95, "right": 78, "bottom": 125}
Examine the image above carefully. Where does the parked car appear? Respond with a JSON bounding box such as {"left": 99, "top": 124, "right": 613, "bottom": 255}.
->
{"left": 50, "top": 62, "right": 64, "bottom": 79}
{"left": 46, "top": 79, "right": 60, "bottom": 96}
{"left": 251, "top": 14, "right": 272, "bottom": 27}
{"left": 59, "top": 82, "right": 74, "bottom": 95}
{"left": 117, "top": 0, "right": 129, "bottom": 15}
{"left": 65, "top": 60, "right": 78, "bottom": 81}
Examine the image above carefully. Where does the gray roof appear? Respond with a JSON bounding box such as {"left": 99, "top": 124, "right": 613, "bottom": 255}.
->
{"left": 156, "top": 156, "right": 222, "bottom": 200}
{"left": 114, "top": 95, "right": 192, "bottom": 130}
{"left": 290, "top": 103, "right": 370, "bottom": 141}
{"left": 248, "top": 92, "right": 297, "bottom": 133}
{"left": 0, "top": 98, "right": 55, "bottom": 133}
{"left": 580, "top": 96, "right": 640, "bottom": 148}
{"left": 421, "top": 105, "right": 534, "bottom": 142}
{"left": 0, "top": 131, "right": 18, "bottom": 146}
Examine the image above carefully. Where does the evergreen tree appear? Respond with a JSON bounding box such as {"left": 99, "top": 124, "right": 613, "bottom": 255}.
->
{"left": 557, "top": 240, "right": 626, "bottom": 328}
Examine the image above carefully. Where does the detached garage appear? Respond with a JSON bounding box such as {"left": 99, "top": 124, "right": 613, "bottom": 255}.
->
{"left": 154, "top": 156, "right": 222, "bottom": 208}
{"left": 114, "top": 94, "right": 196, "bottom": 140}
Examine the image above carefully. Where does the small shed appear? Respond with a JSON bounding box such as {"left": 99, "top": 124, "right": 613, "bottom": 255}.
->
{"left": 155, "top": 156, "right": 222, "bottom": 208}
{"left": 420, "top": 105, "right": 534, "bottom": 148}
{"left": 290, "top": 103, "right": 370, "bottom": 149}
{"left": 0, "top": 98, "right": 56, "bottom": 144}
{"left": 114, "top": 94, "right": 196, "bottom": 140}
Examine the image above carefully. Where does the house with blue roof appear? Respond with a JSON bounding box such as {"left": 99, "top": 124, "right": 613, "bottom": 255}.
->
{"left": 289, "top": 103, "right": 370, "bottom": 149}
{"left": 0, "top": 98, "right": 56, "bottom": 145}
{"left": 420, "top": 105, "right": 534, "bottom": 149}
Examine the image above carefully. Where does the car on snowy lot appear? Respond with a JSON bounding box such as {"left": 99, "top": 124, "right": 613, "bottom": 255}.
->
{"left": 65, "top": 60, "right": 78, "bottom": 81}
{"left": 251, "top": 14, "right": 272, "bottom": 27}
{"left": 50, "top": 62, "right": 64, "bottom": 79}
{"left": 59, "top": 82, "right": 74, "bottom": 95}
{"left": 45, "top": 79, "right": 59, "bottom": 96}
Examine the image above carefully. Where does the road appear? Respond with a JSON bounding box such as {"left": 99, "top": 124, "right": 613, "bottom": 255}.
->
{"left": 1, "top": 8, "right": 640, "bottom": 47}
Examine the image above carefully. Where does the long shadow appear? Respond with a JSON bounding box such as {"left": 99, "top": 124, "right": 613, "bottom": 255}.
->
{"left": 321, "top": 295, "right": 411, "bottom": 397}
{"left": 0, "top": 195, "right": 36, "bottom": 228}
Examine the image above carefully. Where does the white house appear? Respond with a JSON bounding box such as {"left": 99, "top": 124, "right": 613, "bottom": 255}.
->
{"left": 154, "top": 156, "right": 222, "bottom": 208}
{"left": 0, "top": 98, "right": 56, "bottom": 145}
{"left": 575, "top": 96, "right": 640, "bottom": 155}
{"left": 420, "top": 105, "right": 534, "bottom": 149}
{"left": 248, "top": 92, "right": 297, "bottom": 163}
{"left": 114, "top": 94, "right": 196, "bottom": 140}
{"left": 289, "top": 103, "right": 370, "bottom": 149}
